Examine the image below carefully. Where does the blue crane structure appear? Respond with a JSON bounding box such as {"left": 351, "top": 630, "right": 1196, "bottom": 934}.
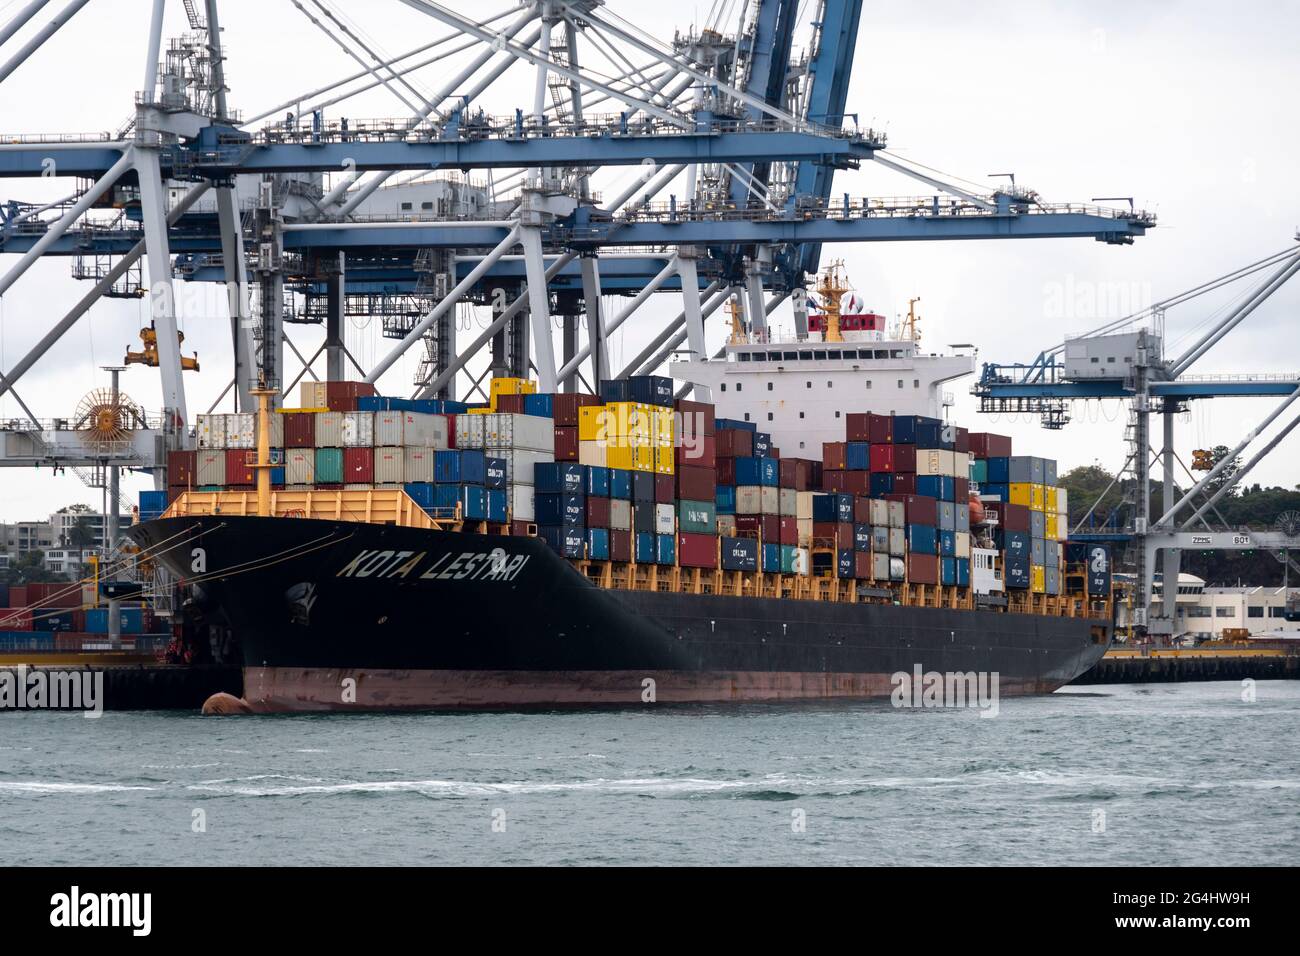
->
{"left": 0, "top": 0, "right": 1154, "bottom": 431}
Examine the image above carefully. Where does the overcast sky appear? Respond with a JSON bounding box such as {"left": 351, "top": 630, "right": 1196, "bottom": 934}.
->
{"left": 0, "top": 0, "right": 1297, "bottom": 521}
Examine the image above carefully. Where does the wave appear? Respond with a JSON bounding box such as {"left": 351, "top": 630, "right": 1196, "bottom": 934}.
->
{"left": 0, "top": 780, "right": 156, "bottom": 794}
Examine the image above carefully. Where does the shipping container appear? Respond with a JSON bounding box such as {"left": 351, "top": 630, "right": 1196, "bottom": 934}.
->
{"left": 510, "top": 485, "right": 535, "bottom": 522}
{"left": 635, "top": 531, "right": 655, "bottom": 564}
{"left": 608, "top": 468, "right": 632, "bottom": 500}
{"left": 553, "top": 392, "right": 603, "bottom": 427}
{"left": 315, "top": 411, "right": 344, "bottom": 448}
{"left": 340, "top": 411, "right": 375, "bottom": 447}
{"left": 610, "top": 499, "right": 633, "bottom": 531}
{"left": 490, "top": 448, "right": 553, "bottom": 486}
{"left": 536, "top": 493, "right": 585, "bottom": 526}
{"left": 196, "top": 413, "right": 227, "bottom": 449}
{"left": 656, "top": 533, "right": 676, "bottom": 566}
{"left": 721, "top": 536, "right": 759, "bottom": 572}
{"left": 677, "top": 499, "right": 716, "bottom": 534}
{"left": 678, "top": 532, "right": 718, "bottom": 569}
{"left": 196, "top": 449, "right": 226, "bottom": 486}
{"left": 314, "top": 447, "right": 344, "bottom": 484}
{"left": 585, "top": 497, "right": 611, "bottom": 528}
{"left": 282, "top": 410, "right": 316, "bottom": 448}
{"left": 540, "top": 525, "right": 585, "bottom": 558}
{"left": 286, "top": 449, "right": 314, "bottom": 484}
{"left": 404, "top": 447, "right": 435, "bottom": 484}
{"left": 405, "top": 482, "right": 435, "bottom": 508}
{"left": 969, "top": 432, "right": 1012, "bottom": 458}
{"left": 907, "top": 553, "right": 939, "bottom": 585}
{"left": 586, "top": 528, "right": 610, "bottom": 560}
{"left": 888, "top": 527, "right": 906, "bottom": 556}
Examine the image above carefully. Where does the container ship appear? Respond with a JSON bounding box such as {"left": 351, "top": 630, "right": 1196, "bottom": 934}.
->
{"left": 127, "top": 281, "right": 1113, "bottom": 712}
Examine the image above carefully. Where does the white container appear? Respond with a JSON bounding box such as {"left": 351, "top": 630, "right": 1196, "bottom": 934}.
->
{"left": 374, "top": 411, "right": 405, "bottom": 446}
{"left": 887, "top": 500, "right": 905, "bottom": 529}
{"left": 510, "top": 484, "right": 535, "bottom": 522}
{"left": 611, "top": 499, "right": 633, "bottom": 531}
{"left": 578, "top": 440, "right": 606, "bottom": 467}
{"left": 485, "top": 413, "right": 552, "bottom": 452}
{"left": 1056, "top": 486, "right": 1069, "bottom": 517}
{"left": 917, "top": 450, "right": 944, "bottom": 477}
{"left": 716, "top": 514, "right": 737, "bottom": 537}
{"left": 196, "top": 450, "right": 225, "bottom": 485}
{"left": 760, "top": 486, "right": 780, "bottom": 515}
{"left": 341, "top": 411, "right": 375, "bottom": 447}
{"left": 796, "top": 491, "right": 816, "bottom": 521}
{"left": 489, "top": 447, "right": 552, "bottom": 486}
{"left": 951, "top": 451, "right": 969, "bottom": 478}
{"left": 654, "top": 502, "right": 674, "bottom": 535}
{"left": 315, "top": 411, "right": 344, "bottom": 448}
{"left": 955, "top": 531, "right": 971, "bottom": 559}
{"left": 869, "top": 498, "right": 889, "bottom": 526}
{"left": 735, "top": 486, "right": 763, "bottom": 515}
{"left": 797, "top": 518, "right": 812, "bottom": 546}
{"left": 373, "top": 447, "right": 404, "bottom": 485}
{"left": 403, "top": 447, "right": 435, "bottom": 483}
{"left": 286, "top": 449, "right": 314, "bottom": 485}
{"left": 269, "top": 413, "right": 284, "bottom": 449}
{"left": 224, "top": 413, "right": 256, "bottom": 449}
{"left": 888, "top": 527, "right": 906, "bottom": 556}
{"left": 299, "top": 381, "right": 328, "bottom": 409}
{"left": 873, "top": 552, "right": 890, "bottom": 581}
{"left": 196, "top": 414, "right": 226, "bottom": 449}
{"left": 402, "top": 412, "right": 449, "bottom": 449}
{"left": 792, "top": 547, "right": 810, "bottom": 575}
{"left": 779, "top": 488, "right": 797, "bottom": 516}
{"left": 457, "top": 414, "right": 486, "bottom": 449}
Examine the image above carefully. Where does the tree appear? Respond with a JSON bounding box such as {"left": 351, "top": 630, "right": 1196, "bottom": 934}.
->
{"left": 0, "top": 550, "right": 62, "bottom": 585}
{"left": 67, "top": 515, "right": 98, "bottom": 550}
{"left": 1202, "top": 444, "right": 1243, "bottom": 500}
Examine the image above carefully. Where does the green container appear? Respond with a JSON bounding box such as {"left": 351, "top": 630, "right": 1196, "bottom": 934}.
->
{"left": 197, "top": 485, "right": 224, "bottom": 493}
{"left": 314, "top": 447, "right": 344, "bottom": 484}
{"left": 780, "top": 544, "right": 798, "bottom": 573}
{"left": 969, "top": 458, "right": 988, "bottom": 483}
{"left": 677, "top": 498, "right": 716, "bottom": 534}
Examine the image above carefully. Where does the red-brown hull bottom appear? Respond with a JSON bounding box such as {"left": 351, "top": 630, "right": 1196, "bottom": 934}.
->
{"left": 232, "top": 666, "right": 1052, "bottom": 712}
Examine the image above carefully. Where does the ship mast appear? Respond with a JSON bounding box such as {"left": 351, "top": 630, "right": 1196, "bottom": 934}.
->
{"left": 898, "top": 296, "right": 922, "bottom": 343}
{"left": 727, "top": 294, "right": 747, "bottom": 344}
{"left": 815, "top": 260, "right": 850, "bottom": 343}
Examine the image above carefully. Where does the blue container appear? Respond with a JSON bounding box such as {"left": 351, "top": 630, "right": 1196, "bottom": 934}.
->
{"left": 635, "top": 531, "right": 655, "bottom": 563}
{"left": 715, "top": 418, "right": 756, "bottom": 433}
{"left": 85, "top": 607, "right": 144, "bottom": 634}
{"left": 734, "top": 457, "right": 778, "bottom": 487}
{"left": 907, "top": 524, "right": 938, "bottom": 555}
{"left": 892, "top": 415, "right": 941, "bottom": 444}
{"left": 600, "top": 379, "right": 630, "bottom": 403}
{"left": 540, "top": 525, "right": 585, "bottom": 558}
{"left": 583, "top": 465, "right": 610, "bottom": 498}
{"left": 586, "top": 528, "right": 610, "bottom": 561}
{"left": 404, "top": 482, "right": 436, "bottom": 508}
{"left": 836, "top": 548, "right": 855, "bottom": 579}
{"left": 459, "top": 485, "right": 488, "bottom": 520}
{"left": 435, "top": 449, "right": 487, "bottom": 485}
{"left": 628, "top": 375, "right": 674, "bottom": 407}
{"left": 523, "top": 393, "right": 554, "bottom": 418}
{"left": 270, "top": 465, "right": 286, "bottom": 485}
{"left": 853, "top": 524, "right": 872, "bottom": 552}
{"left": 655, "top": 533, "right": 676, "bottom": 566}
{"left": 721, "top": 536, "right": 759, "bottom": 572}
{"left": 982, "top": 483, "right": 1009, "bottom": 502}
{"left": 916, "top": 475, "right": 943, "bottom": 500}
{"left": 762, "top": 542, "right": 782, "bottom": 573}
{"left": 534, "top": 462, "right": 586, "bottom": 495}
{"left": 139, "top": 489, "right": 168, "bottom": 517}
{"left": 956, "top": 558, "right": 970, "bottom": 588}
{"left": 535, "top": 493, "right": 585, "bottom": 525}
{"left": 433, "top": 484, "right": 460, "bottom": 509}
{"left": 912, "top": 422, "right": 944, "bottom": 449}
{"left": 940, "top": 556, "right": 957, "bottom": 585}
{"left": 939, "top": 529, "right": 956, "bottom": 557}
{"left": 869, "top": 472, "right": 895, "bottom": 496}
{"left": 999, "top": 529, "right": 1031, "bottom": 557}
{"left": 753, "top": 432, "right": 772, "bottom": 458}
{"left": 780, "top": 544, "right": 798, "bottom": 573}
{"left": 986, "top": 457, "right": 1010, "bottom": 484}
{"left": 1005, "top": 554, "right": 1031, "bottom": 589}
{"left": 608, "top": 468, "right": 632, "bottom": 500}
{"left": 846, "top": 442, "right": 871, "bottom": 470}
{"left": 715, "top": 485, "right": 736, "bottom": 515}
{"left": 485, "top": 457, "right": 507, "bottom": 490}
{"left": 487, "top": 488, "right": 507, "bottom": 522}
{"left": 812, "top": 493, "right": 854, "bottom": 523}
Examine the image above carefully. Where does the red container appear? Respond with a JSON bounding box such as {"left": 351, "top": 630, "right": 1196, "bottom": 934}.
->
{"left": 553, "top": 393, "right": 602, "bottom": 427}
{"left": 822, "top": 441, "right": 847, "bottom": 470}
{"left": 676, "top": 465, "right": 717, "bottom": 501}
{"left": 167, "top": 449, "right": 196, "bottom": 486}
{"left": 868, "top": 413, "right": 894, "bottom": 444}
{"left": 812, "top": 522, "right": 852, "bottom": 546}
{"left": 716, "top": 429, "right": 753, "bottom": 458}
{"left": 736, "top": 515, "right": 780, "bottom": 542}
{"left": 907, "top": 554, "right": 939, "bottom": 585}
{"left": 654, "top": 473, "right": 675, "bottom": 504}
{"left": 511, "top": 519, "right": 538, "bottom": 537}
{"left": 855, "top": 551, "right": 873, "bottom": 580}
{"left": 779, "top": 516, "right": 798, "bottom": 545}
{"left": 225, "top": 449, "right": 254, "bottom": 486}
{"left": 894, "top": 444, "right": 917, "bottom": 473}
{"left": 446, "top": 414, "right": 457, "bottom": 450}
{"left": 822, "top": 471, "right": 847, "bottom": 493}
{"left": 167, "top": 485, "right": 185, "bottom": 504}
{"left": 892, "top": 473, "right": 917, "bottom": 496}
{"left": 840, "top": 471, "right": 870, "bottom": 496}
{"left": 715, "top": 457, "right": 736, "bottom": 486}
{"left": 1001, "top": 502, "right": 1031, "bottom": 533}
{"left": 953, "top": 426, "right": 970, "bottom": 454}
{"left": 811, "top": 461, "right": 824, "bottom": 490}
{"left": 344, "top": 447, "right": 374, "bottom": 483}
{"left": 677, "top": 532, "right": 718, "bottom": 569}
{"left": 869, "top": 444, "right": 895, "bottom": 473}
{"left": 845, "top": 413, "right": 871, "bottom": 442}
{"left": 969, "top": 432, "right": 1012, "bottom": 458}
{"left": 610, "top": 529, "right": 633, "bottom": 563}
{"left": 25, "top": 583, "right": 80, "bottom": 608}
{"left": 674, "top": 399, "right": 716, "bottom": 438}
{"left": 283, "top": 411, "right": 315, "bottom": 448}
{"left": 553, "top": 426, "right": 579, "bottom": 461}
{"left": 886, "top": 493, "right": 938, "bottom": 526}
{"left": 495, "top": 394, "right": 526, "bottom": 414}
{"left": 8, "top": 585, "right": 27, "bottom": 607}
{"left": 955, "top": 477, "right": 970, "bottom": 501}
{"left": 854, "top": 496, "right": 872, "bottom": 523}
{"left": 676, "top": 433, "right": 716, "bottom": 469}
{"left": 0, "top": 607, "right": 32, "bottom": 630}
{"left": 780, "top": 458, "right": 812, "bottom": 490}
{"left": 585, "top": 497, "right": 611, "bottom": 528}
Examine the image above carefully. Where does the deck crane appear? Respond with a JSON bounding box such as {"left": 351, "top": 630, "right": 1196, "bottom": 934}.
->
{"left": 973, "top": 238, "right": 1300, "bottom": 639}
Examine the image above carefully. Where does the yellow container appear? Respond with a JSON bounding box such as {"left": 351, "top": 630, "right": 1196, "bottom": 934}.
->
{"left": 465, "top": 407, "right": 491, "bottom": 415}
{"left": 1030, "top": 484, "right": 1045, "bottom": 512}
{"left": 1045, "top": 514, "right": 1058, "bottom": 541}
{"left": 578, "top": 406, "right": 608, "bottom": 442}
{"left": 607, "top": 443, "right": 655, "bottom": 472}
{"left": 634, "top": 444, "right": 655, "bottom": 472}
{"left": 489, "top": 376, "right": 536, "bottom": 398}
{"left": 1008, "top": 482, "right": 1034, "bottom": 508}
{"left": 604, "top": 401, "right": 652, "bottom": 440}
{"left": 1031, "top": 565, "right": 1046, "bottom": 593}
{"left": 653, "top": 407, "right": 675, "bottom": 447}
{"left": 654, "top": 445, "right": 675, "bottom": 475}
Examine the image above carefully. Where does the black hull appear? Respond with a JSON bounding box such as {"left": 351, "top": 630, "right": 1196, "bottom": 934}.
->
{"left": 129, "top": 515, "right": 1110, "bottom": 711}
